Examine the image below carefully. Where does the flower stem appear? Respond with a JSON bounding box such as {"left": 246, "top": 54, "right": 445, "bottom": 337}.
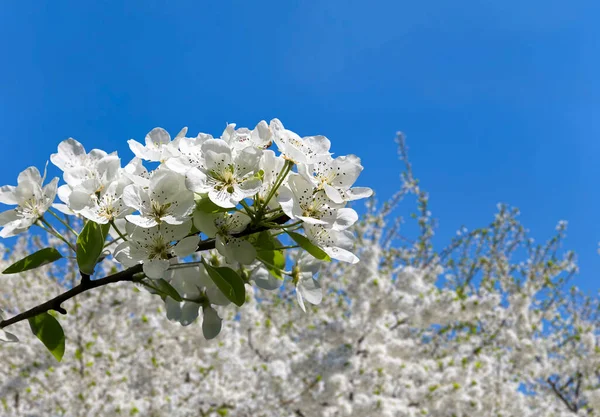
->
{"left": 110, "top": 220, "right": 128, "bottom": 241}
{"left": 47, "top": 209, "right": 79, "bottom": 237}
{"left": 258, "top": 258, "right": 292, "bottom": 276}
{"left": 37, "top": 218, "right": 77, "bottom": 252}
{"left": 168, "top": 261, "right": 205, "bottom": 270}
{"left": 259, "top": 160, "right": 294, "bottom": 217}
{"left": 104, "top": 236, "right": 123, "bottom": 248}
{"left": 272, "top": 225, "right": 302, "bottom": 237}
{"left": 239, "top": 200, "right": 255, "bottom": 219}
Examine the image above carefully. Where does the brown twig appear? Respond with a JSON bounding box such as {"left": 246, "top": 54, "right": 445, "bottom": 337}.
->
{"left": 0, "top": 214, "right": 290, "bottom": 330}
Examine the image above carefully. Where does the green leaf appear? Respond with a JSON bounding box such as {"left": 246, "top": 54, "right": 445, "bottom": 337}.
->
{"left": 203, "top": 262, "right": 246, "bottom": 307}
{"left": 3, "top": 248, "right": 63, "bottom": 274}
{"left": 252, "top": 231, "right": 281, "bottom": 250}
{"left": 287, "top": 231, "right": 331, "bottom": 262}
{"left": 153, "top": 279, "right": 183, "bottom": 302}
{"left": 76, "top": 221, "right": 110, "bottom": 275}
{"left": 28, "top": 312, "right": 66, "bottom": 362}
{"left": 251, "top": 232, "right": 286, "bottom": 280}
{"left": 256, "top": 250, "right": 286, "bottom": 280}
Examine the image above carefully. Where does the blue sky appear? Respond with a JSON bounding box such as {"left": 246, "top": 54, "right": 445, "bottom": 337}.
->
{"left": 1, "top": 1, "right": 599, "bottom": 291}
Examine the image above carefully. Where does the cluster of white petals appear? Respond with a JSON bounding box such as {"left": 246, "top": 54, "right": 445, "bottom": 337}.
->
{"left": 0, "top": 119, "right": 372, "bottom": 339}
{"left": 0, "top": 199, "right": 594, "bottom": 417}
{"left": 2, "top": 133, "right": 596, "bottom": 417}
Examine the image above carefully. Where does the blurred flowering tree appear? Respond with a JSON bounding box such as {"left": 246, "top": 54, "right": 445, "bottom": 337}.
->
{"left": 0, "top": 133, "right": 598, "bottom": 417}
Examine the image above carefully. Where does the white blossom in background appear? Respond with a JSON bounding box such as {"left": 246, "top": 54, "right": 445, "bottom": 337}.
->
{"left": 0, "top": 198, "right": 594, "bottom": 417}
{"left": 4, "top": 128, "right": 593, "bottom": 417}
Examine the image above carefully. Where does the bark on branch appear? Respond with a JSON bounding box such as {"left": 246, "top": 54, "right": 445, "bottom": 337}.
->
{"left": 0, "top": 214, "right": 289, "bottom": 330}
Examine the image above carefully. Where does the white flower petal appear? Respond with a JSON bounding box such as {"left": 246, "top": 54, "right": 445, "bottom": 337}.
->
{"left": 122, "top": 184, "right": 145, "bottom": 211}
{"left": 143, "top": 259, "right": 171, "bottom": 279}
{"left": 252, "top": 267, "right": 282, "bottom": 291}
{"left": 234, "top": 147, "right": 261, "bottom": 177}
{"left": 201, "top": 138, "right": 232, "bottom": 157}
{"left": 0, "top": 329, "right": 19, "bottom": 343}
{"left": 0, "top": 209, "right": 18, "bottom": 227}
{"left": 202, "top": 306, "right": 222, "bottom": 340}
{"left": 125, "top": 214, "right": 158, "bottom": 228}
{"left": 50, "top": 138, "right": 86, "bottom": 171}
{"left": 17, "top": 167, "right": 42, "bottom": 187}
{"left": 145, "top": 127, "right": 171, "bottom": 148}
{"left": 323, "top": 183, "right": 344, "bottom": 204}
{"left": 216, "top": 235, "right": 256, "bottom": 265}
{"left": 113, "top": 242, "right": 139, "bottom": 267}
{"left": 68, "top": 189, "right": 94, "bottom": 211}
{"left": 52, "top": 203, "right": 74, "bottom": 215}
{"left": 332, "top": 208, "right": 359, "bottom": 231}
{"left": 208, "top": 189, "right": 236, "bottom": 209}
{"left": 185, "top": 168, "right": 209, "bottom": 193}
{"left": 296, "top": 289, "right": 307, "bottom": 313}
{"left": 299, "top": 277, "right": 323, "bottom": 306}
{"left": 344, "top": 187, "right": 373, "bottom": 201}
{"left": 323, "top": 247, "right": 359, "bottom": 264}
{"left": 179, "top": 302, "right": 200, "bottom": 326}
{"left": 173, "top": 236, "right": 199, "bottom": 258}
{"left": 165, "top": 297, "right": 182, "bottom": 322}
{"left": 237, "top": 177, "right": 262, "bottom": 197}
{"left": 0, "top": 185, "right": 18, "bottom": 205}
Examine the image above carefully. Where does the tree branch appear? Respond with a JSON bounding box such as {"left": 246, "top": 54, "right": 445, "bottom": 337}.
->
{"left": 547, "top": 377, "right": 577, "bottom": 412}
{"left": 0, "top": 214, "right": 290, "bottom": 330}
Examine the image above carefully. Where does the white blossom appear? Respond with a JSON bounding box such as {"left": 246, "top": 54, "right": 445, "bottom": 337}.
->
{"left": 194, "top": 211, "right": 256, "bottom": 265}
{"left": 298, "top": 154, "right": 373, "bottom": 204}
{"left": 304, "top": 224, "right": 359, "bottom": 264}
{"left": 128, "top": 127, "right": 187, "bottom": 162}
{"left": 278, "top": 173, "right": 358, "bottom": 230}
{"left": 269, "top": 118, "right": 331, "bottom": 164}
{"left": 185, "top": 139, "right": 262, "bottom": 208}
{"left": 123, "top": 169, "right": 195, "bottom": 228}
{"left": 164, "top": 265, "right": 229, "bottom": 326}
{"left": 221, "top": 120, "right": 272, "bottom": 153}
{"left": 0, "top": 167, "right": 58, "bottom": 237}
{"left": 114, "top": 221, "right": 198, "bottom": 279}
{"left": 291, "top": 251, "right": 323, "bottom": 312}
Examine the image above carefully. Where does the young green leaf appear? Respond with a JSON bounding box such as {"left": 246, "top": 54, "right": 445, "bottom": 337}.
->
{"left": 203, "top": 262, "right": 246, "bottom": 307}
{"left": 287, "top": 231, "right": 331, "bottom": 262}
{"left": 3, "top": 248, "right": 63, "bottom": 274}
{"left": 256, "top": 250, "right": 286, "bottom": 280}
{"left": 251, "top": 231, "right": 286, "bottom": 279}
{"left": 252, "top": 231, "right": 281, "bottom": 250}
{"left": 76, "top": 221, "right": 110, "bottom": 275}
{"left": 154, "top": 279, "right": 183, "bottom": 302}
{"left": 28, "top": 312, "right": 66, "bottom": 362}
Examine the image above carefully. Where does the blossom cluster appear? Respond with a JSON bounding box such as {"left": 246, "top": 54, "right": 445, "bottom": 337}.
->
{"left": 0, "top": 119, "right": 371, "bottom": 339}
{"left": 0, "top": 198, "right": 593, "bottom": 417}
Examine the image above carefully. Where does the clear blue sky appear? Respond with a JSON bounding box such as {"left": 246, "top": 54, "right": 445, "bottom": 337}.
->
{"left": 1, "top": 1, "right": 599, "bottom": 291}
